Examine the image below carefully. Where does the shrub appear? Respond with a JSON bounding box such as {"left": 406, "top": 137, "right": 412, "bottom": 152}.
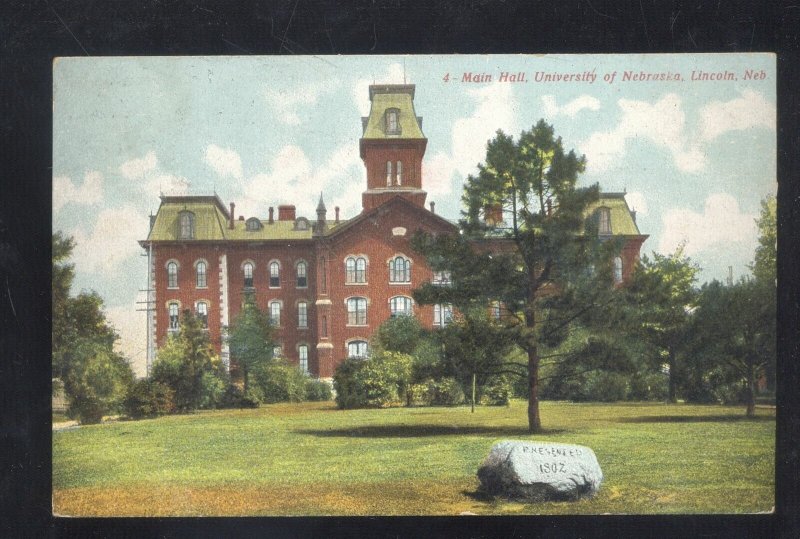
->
{"left": 431, "top": 377, "right": 465, "bottom": 406}
{"left": 124, "top": 379, "right": 175, "bottom": 419}
{"left": 198, "top": 371, "right": 227, "bottom": 409}
{"left": 581, "top": 371, "right": 629, "bottom": 402}
{"left": 304, "top": 377, "right": 333, "bottom": 401}
{"left": 627, "top": 372, "right": 669, "bottom": 401}
{"left": 221, "top": 385, "right": 261, "bottom": 408}
{"left": 333, "top": 351, "right": 413, "bottom": 409}
{"left": 482, "top": 376, "right": 511, "bottom": 406}
{"left": 408, "top": 382, "right": 434, "bottom": 407}
{"left": 252, "top": 360, "right": 307, "bottom": 404}
{"left": 64, "top": 345, "right": 134, "bottom": 424}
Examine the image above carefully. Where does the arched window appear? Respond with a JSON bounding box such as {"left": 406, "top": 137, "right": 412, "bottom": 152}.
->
{"left": 297, "top": 301, "right": 308, "bottom": 328}
{"left": 298, "top": 345, "right": 309, "bottom": 374}
{"left": 390, "top": 296, "right": 413, "bottom": 317}
{"left": 272, "top": 345, "right": 283, "bottom": 358}
{"left": 389, "top": 256, "right": 411, "bottom": 283}
{"left": 168, "top": 302, "right": 180, "bottom": 330}
{"left": 614, "top": 256, "right": 623, "bottom": 284}
{"left": 347, "top": 297, "right": 367, "bottom": 326}
{"left": 178, "top": 211, "right": 194, "bottom": 240}
{"left": 386, "top": 161, "right": 393, "bottom": 186}
{"left": 269, "top": 261, "right": 280, "bottom": 288}
{"left": 246, "top": 217, "right": 262, "bottom": 231}
{"left": 195, "top": 261, "right": 207, "bottom": 288}
{"left": 296, "top": 261, "right": 307, "bottom": 288}
{"left": 396, "top": 161, "right": 402, "bottom": 185}
{"left": 167, "top": 261, "right": 178, "bottom": 288}
{"left": 346, "top": 256, "right": 367, "bottom": 283}
{"left": 385, "top": 109, "right": 399, "bottom": 134}
{"left": 243, "top": 262, "right": 254, "bottom": 288}
{"left": 491, "top": 300, "right": 502, "bottom": 320}
{"left": 348, "top": 340, "right": 369, "bottom": 359}
{"left": 434, "top": 304, "right": 453, "bottom": 327}
{"left": 196, "top": 301, "right": 208, "bottom": 329}
{"left": 598, "top": 207, "right": 611, "bottom": 235}
{"left": 269, "top": 301, "right": 281, "bottom": 326}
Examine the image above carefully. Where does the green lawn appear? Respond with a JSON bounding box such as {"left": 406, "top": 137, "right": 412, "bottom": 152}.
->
{"left": 52, "top": 400, "right": 775, "bottom": 516}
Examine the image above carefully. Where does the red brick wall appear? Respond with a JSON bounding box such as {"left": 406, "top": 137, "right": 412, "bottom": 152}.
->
{"left": 362, "top": 140, "right": 426, "bottom": 191}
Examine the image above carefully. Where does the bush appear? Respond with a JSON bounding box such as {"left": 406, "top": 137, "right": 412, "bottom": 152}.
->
{"left": 64, "top": 345, "right": 134, "bottom": 424}
{"left": 221, "top": 385, "right": 261, "bottom": 408}
{"left": 198, "top": 371, "right": 227, "bottom": 409}
{"left": 627, "top": 372, "right": 669, "bottom": 401}
{"left": 408, "top": 382, "right": 434, "bottom": 407}
{"left": 581, "top": 371, "right": 629, "bottom": 402}
{"left": 304, "top": 377, "right": 332, "bottom": 401}
{"left": 333, "top": 351, "right": 413, "bottom": 409}
{"left": 252, "top": 360, "right": 307, "bottom": 404}
{"left": 431, "top": 377, "right": 465, "bottom": 406}
{"left": 482, "top": 376, "right": 511, "bottom": 406}
{"left": 124, "top": 379, "right": 175, "bottom": 419}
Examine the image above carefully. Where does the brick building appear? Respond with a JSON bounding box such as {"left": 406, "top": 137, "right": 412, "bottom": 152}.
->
{"left": 140, "top": 84, "right": 647, "bottom": 379}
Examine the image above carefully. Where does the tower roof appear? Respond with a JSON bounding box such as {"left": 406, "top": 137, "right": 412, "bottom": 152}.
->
{"left": 361, "top": 84, "right": 425, "bottom": 139}
{"left": 317, "top": 193, "right": 326, "bottom": 213}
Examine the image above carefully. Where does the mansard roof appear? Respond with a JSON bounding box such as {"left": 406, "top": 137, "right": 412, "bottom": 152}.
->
{"left": 361, "top": 84, "right": 425, "bottom": 140}
{"left": 585, "top": 192, "right": 646, "bottom": 237}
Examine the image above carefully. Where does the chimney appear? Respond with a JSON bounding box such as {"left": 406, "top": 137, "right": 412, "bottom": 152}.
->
{"left": 268, "top": 207, "right": 274, "bottom": 224}
{"left": 484, "top": 203, "right": 503, "bottom": 226}
{"left": 429, "top": 201, "right": 435, "bottom": 214}
{"left": 278, "top": 204, "right": 296, "bottom": 221}
{"left": 335, "top": 206, "right": 340, "bottom": 224}
{"left": 229, "top": 202, "right": 235, "bottom": 229}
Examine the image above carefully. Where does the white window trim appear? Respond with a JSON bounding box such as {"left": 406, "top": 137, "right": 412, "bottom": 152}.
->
{"left": 344, "top": 296, "right": 369, "bottom": 327}
{"left": 389, "top": 295, "right": 414, "bottom": 317}
{"left": 344, "top": 255, "right": 369, "bottom": 285}
{"left": 295, "top": 259, "right": 309, "bottom": 289}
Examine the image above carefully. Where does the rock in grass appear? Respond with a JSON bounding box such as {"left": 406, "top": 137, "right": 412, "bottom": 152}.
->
{"left": 477, "top": 440, "right": 603, "bottom": 502}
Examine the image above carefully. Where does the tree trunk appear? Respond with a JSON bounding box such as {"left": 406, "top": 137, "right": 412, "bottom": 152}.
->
{"left": 667, "top": 349, "right": 677, "bottom": 404}
{"left": 528, "top": 344, "right": 541, "bottom": 433}
{"left": 471, "top": 372, "right": 476, "bottom": 413}
{"left": 745, "top": 364, "right": 756, "bottom": 418}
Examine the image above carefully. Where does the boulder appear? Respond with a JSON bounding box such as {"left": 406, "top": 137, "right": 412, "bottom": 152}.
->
{"left": 477, "top": 440, "right": 603, "bottom": 501}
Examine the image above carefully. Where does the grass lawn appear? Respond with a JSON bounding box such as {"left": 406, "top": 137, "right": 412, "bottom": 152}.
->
{"left": 52, "top": 400, "right": 775, "bottom": 516}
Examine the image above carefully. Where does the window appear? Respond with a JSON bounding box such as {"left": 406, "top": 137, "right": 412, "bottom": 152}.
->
{"left": 491, "top": 300, "right": 501, "bottom": 320}
{"left": 178, "top": 211, "right": 194, "bottom": 240}
{"left": 196, "top": 261, "right": 207, "bottom": 288}
{"left": 390, "top": 296, "right": 413, "bottom": 317}
{"left": 346, "top": 256, "right": 367, "bottom": 283}
{"left": 348, "top": 340, "right": 368, "bottom": 359}
{"left": 598, "top": 208, "right": 611, "bottom": 235}
{"left": 386, "top": 109, "right": 399, "bottom": 134}
{"left": 269, "top": 301, "right": 281, "bottom": 326}
{"left": 270, "top": 261, "right": 280, "bottom": 288}
{"left": 298, "top": 301, "right": 308, "bottom": 328}
{"left": 272, "top": 345, "right": 282, "bottom": 358}
{"left": 296, "top": 261, "right": 307, "bottom": 288}
{"left": 298, "top": 345, "right": 309, "bottom": 374}
{"left": 433, "top": 271, "right": 451, "bottom": 286}
{"left": 196, "top": 301, "right": 208, "bottom": 329}
{"left": 243, "top": 262, "right": 254, "bottom": 288}
{"left": 386, "top": 161, "right": 392, "bottom": 186}
{"left": 347, "top": 297, "right": 367, "bottom": 326}
{"left": 396, "top": 161, "right": 402, "bottom": 185}
{"left": 246, "top": 217, "right": 262, "bottom": 231}
{"left": 168, "top": 302, "right": 180, "bottom": 330}
{"left": 389, "top": 256, "right": 411, "bottom": 283}
{"left": 321, "top": 315, "right": 328, "bottom": 337}
{"left": 434, "top": 304, "right": 453, "bottom": 327}
{"left": 167, "top": 261, "right": 178, "bottom": 288}
{"left": 614, "top": 256, "right": 623, "bottom": 284}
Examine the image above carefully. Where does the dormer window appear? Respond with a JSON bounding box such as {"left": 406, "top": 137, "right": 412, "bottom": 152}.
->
{"left": 385, "top": 108, "right": 400, "bottom": 135}
{"left": 598, "top": 207, "right": 611, "bottom": 235}
{"left": 245, "top": 217, "right": 262, "bottom": 231}
{"left": 178, "top": 211, "right": 194, "bottom": 240}
{"left": 294, "top": 217, "right": 309, "bottom": 231}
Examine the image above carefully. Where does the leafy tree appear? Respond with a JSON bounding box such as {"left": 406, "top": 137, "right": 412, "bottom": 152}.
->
{"left": 624, "top": 247, "right": 699, "bottom": 402}
{"left": 413, "top": 120, "right": 618, "bottom": 432}
{"left": 52, "top": 232, "right": 134, "bottom": 423}
{"left": 751, "top": 196, "right": 776, "bottom": 285}
{"left": 226, "top": 299, "right": 275, "bottom": 393}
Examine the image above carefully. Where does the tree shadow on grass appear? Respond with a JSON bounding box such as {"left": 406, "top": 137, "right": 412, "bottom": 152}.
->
{"left": 618, "top": 414, "right": 775, "bottom": 424}
{"left": 294, "top": 424, "right": 568, "bottom": 438}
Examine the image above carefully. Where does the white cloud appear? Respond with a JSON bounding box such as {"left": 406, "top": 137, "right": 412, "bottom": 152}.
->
{"left": 204, "top": 144, "right": 243, "bottom": 179}
{"left": 353, "top": 63, "right": 406, "bottom": 116}
{"left": 541, "top": 95, "right": 601, "bottom": 118}
{"left": 119, "top": 151, "right": 157, "bottom": 180}
{"left": 580, "top": 93, "right": 705, "bottom": 174}
{"left": 658, "top": 193, "right": 757, "bottom": 257}
{"left": 266, "top": 80, "right": 338, "bottom": 126}
{"left": 53, "top": 171, "right": 104, "bottom": 212}
{"left": 106, "top": 302, "right": 147, "bottom": 378}
{"left": 699, "top": 89, "right": 775, "bottom": 142}
{"left": 624, "top": 191, "right": 648, "bottom": 215}
{"left": 71, "top": 206, "right": 150, "bottom": 275}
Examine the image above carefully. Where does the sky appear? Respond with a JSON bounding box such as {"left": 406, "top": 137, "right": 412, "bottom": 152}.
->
{"left": 53, "top": 54, "right": 776, "bottom": 376}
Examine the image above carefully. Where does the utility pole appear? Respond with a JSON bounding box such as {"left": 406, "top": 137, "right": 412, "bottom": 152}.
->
{"left": 136, "top": 241, "right": 155, "bottom": 376}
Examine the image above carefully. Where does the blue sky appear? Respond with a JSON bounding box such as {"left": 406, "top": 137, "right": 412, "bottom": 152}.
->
{"left": 53, "top": 54, "right": 776, "bottom": 375}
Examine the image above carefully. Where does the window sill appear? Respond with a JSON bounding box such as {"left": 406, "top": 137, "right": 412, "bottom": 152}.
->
{"left": 389, "top": 282, "right": 411, "bottom": 286}
{"left": 345, "top": 282, "right": 368, "bottom": 286}
{"left": 196, "top": 286, "right": 209, "bottom": 290}
{"left": 167, "top": 286, "right": 179, "bottom": 290}
{"left": 298, "top": 326, "right": 309, "bottom": 330}
{"left": 346, "top": 324, "right": 369, "bottom": 328}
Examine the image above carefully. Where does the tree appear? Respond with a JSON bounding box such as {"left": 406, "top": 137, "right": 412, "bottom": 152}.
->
{"left": 751, "top": 195, "right": 777, "bottom": 285}
{"left": 52, "top": 232, "right": 134, "bottom": 423}
{"left": 413, "top": 120, "right": 617, "bottom": 433}
{"left": 624, "top": 246, "right": 699, "bottom": 403}
{"left": 226, "top": 299, "right": 275, "bottom": 393}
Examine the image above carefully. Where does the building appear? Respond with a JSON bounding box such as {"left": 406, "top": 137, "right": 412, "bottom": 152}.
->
{"left": 140, "top": 84, "right": 647, "bottom": 379}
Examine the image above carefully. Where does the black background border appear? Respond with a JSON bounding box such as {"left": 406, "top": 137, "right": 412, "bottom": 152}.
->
{"left": 2, "top": 1, "right": 798, "bottom": 537}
